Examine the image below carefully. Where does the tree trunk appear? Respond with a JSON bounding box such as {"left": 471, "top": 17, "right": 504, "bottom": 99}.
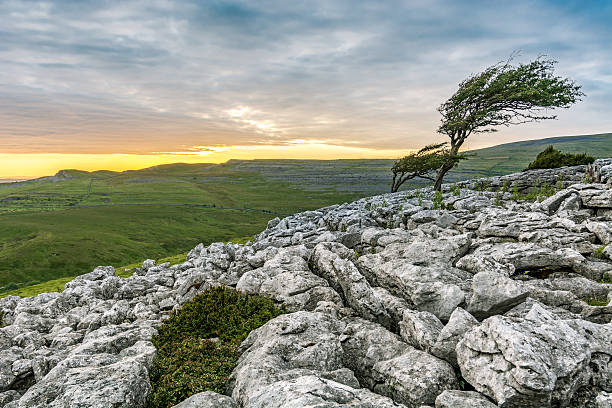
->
{"left": 391, "top": 173, "right": 398, "bottom": 193}
{"left": 433, "top": 144, "right": 460, "bottom": 191}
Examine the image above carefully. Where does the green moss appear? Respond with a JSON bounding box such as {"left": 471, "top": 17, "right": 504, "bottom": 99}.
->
{"left": 583, "top": 296, "right": 609, "bottom": 307}
{"left": 147, "top": 287, "right": 285, "bottom": 408}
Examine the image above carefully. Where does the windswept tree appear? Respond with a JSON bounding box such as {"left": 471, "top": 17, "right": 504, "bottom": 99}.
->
{"left": 390, "top": 143, "right": 466, "bottom": 192}
{"left": 431, "top": 57, "right": 584, "bottom": 190}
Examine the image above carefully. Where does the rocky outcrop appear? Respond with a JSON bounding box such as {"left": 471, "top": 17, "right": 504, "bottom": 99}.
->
{"left": 456, "top": 304, "right": 612, "bottom": 407}
{"left": 1, "top": 162, "right": 611, "bottom": 407}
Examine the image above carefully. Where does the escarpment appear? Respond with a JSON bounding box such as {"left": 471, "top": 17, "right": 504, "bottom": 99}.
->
{"left": 1, "top": 159, "right": 612, "bottom": 408}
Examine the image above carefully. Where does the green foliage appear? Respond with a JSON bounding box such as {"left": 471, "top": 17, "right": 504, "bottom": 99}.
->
{"left": 450, "top": 183, "right": 461, "bottom": 196}
{"left": 494, "top": 191, "right": 503, "bottom": 206}
{"left": 502, "top": 180, "right": 510, "bottom": 194}
{"left": 523, "top": 189, "right": 539, "bottom": 202}
{"left": 391, "top": 143, "right": 467, "bottom": 192}
{"left": 148, "top": 287, "right": 285, "bottom": 407}
{"left": 507, "top": 181, "right": 557, "bottom": 203}
{"left": 556, "top": 174, "right": 565, "bottom": 191}
{"left": 434, "top": 56, "right": 583, "bottom": 190}
{"left": 414, "top": 191, "right": 424, "bottom": 206}
{"left": 527, "top": 145, "right": 595, "bottom": 170}
{"left": 438, "top": 58, "right": 583, "bottom": 138}
{"left": 511, "top": 182, "right": 520, "bottom": 201}
{"left": 433, "top": 191, "right": 444, "bottom": 209}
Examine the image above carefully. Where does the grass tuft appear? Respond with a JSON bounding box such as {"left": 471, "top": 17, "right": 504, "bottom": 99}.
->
{"left": 594, "top": 245, "right": 607, "bottom": 260}
{"left": 583, "top": 296, "right": 609, "bottom": 307}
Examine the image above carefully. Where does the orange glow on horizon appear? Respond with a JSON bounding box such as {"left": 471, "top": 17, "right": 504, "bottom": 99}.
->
{"left": 0, "top": 143, "right": 416, "bottom": 179}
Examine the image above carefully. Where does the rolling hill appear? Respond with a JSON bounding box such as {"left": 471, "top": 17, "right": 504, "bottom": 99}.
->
{"left": 0, "top": 132, "right": 610, "bottom": 291}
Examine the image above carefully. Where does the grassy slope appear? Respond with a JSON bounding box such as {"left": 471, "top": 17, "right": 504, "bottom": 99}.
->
{"left": 0, "top": 165, "right": 357, "bottom": 289}
{"left": 450, "top": 133, "right": 612, "bottom": 177}
{"left": 0, "top": 133, "right": 610, "bottom": 293}
{"left": 227, "top": 133, "right": 612, "bottom": 194}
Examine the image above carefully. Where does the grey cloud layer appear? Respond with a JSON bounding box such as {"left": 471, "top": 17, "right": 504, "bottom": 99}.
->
{"left": 1, "top": 0, "right": 611, "bottom": 154}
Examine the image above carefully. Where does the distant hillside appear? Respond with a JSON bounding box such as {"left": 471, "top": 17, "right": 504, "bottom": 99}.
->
{"left": 452, "top": 133, "right": 612, "bottom": 178}
{"left": 226, "top": 133, "right": 612, "bottom": 195}
{"left": 0, "top": 132, "right": 609, "bottom": 290}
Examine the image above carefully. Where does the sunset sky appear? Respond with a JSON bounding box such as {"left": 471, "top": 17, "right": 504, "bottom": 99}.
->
{"left": 1, "top": 0, "right": 611, "bottom": 178}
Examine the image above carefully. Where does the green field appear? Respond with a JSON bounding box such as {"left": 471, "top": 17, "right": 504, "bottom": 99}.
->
{"left": 0, "top": 133, "right": 610, "bottom": 293}
{"left": 0, "top": 165, "right": 358, "bottom": 290}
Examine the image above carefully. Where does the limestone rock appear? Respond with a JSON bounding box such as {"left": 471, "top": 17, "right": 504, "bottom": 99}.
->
{"left": 587, "top": 221, "right": 612, "bottom": 245}
{"left": 172, "top": 391, "right": 237, "bottom": 408}
{"left": 435, "top": 390, "right": 497, "bottom": 408}
{"left": 1, "top": 162, "right": 611, "bottom": 406}
{"left": 457, "top": 303, "right": 611, "bottom": 407}
{"left": 311, "top": 243, "right": 392, "bottom": 327}
{"left": 467, "top": 271, "right": 529, "bottom": 320}
{"left": 341, "top": 318, "right": 458, "bottom": 407}
{"left": 431, "top": 307, "right": 478, "bottom": 366}
{"left": 399, "top": 309, "right": 444, "bottom": 352}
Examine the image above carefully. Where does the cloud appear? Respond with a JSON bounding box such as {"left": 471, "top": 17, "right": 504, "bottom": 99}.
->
{"left": 0, "top": 0, "right": 611, "bottom": 155}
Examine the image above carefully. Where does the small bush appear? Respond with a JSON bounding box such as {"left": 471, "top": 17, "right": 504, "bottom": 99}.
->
{"left": 147, "top": 287, "right": 285, "bottom": 407}
{"left": 527, "top": 145, "right": 595, "bottom": 170}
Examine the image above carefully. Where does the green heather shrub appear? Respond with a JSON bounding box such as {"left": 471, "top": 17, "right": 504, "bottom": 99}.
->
{"left": 147, "top": 287, "right": 285, "bottom": 408}
{"left": 527, "top": 145, "right": 595, "bottom": 170}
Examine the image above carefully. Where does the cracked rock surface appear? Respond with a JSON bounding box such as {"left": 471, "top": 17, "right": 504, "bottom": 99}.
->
{"left": 1, "top": 159, "right": 612, "bottom": 407}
